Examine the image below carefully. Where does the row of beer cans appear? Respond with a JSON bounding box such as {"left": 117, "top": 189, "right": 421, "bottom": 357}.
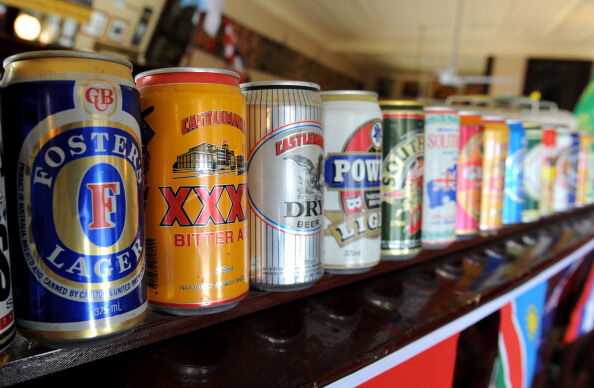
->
{"left": 0, "top": 50, "right": 590, "bottom": 350}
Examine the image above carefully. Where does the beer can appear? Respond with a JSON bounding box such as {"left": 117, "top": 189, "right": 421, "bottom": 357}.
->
{"left": 576, "top": 132, "right": 592, "bottom": 206}
{"left": 0, "top": 131, "right": 14, "bottom": 352}
{"left": 422, "top": 107, "right": 459, "bottom": 249}
{"left": 568, "top": 131, "right": 579, "bottom": 206}
{"left": 456, "top": 111, "right": 483, "bottom": 239}
{"left": 502, "top": 120, "right": 526, "bottom": 225}
{"left": 479, "top": 116, "right": 509, "bottom": 234}
{"left": 321, "top": 91, "right": 382, "bottom": 274}
{"left": 379, "top": 100, "right": 424, "bottom": 260}
{"left": 1, "top": 51, "right": 146, "bottom": 346}
{"left": 242, "top": 81, "right": 324, "bottom": 291}
{"left": 136, "top": 68, "right": 248, "bottom": 314}
{"left": 553, "top": 128, "right": 573, "bottom": 213}
{"left": 522, "top": 123, "right": 543, "bottom": 222}
{"left": 540, "top": 127, "right": 557, "bottom": 216}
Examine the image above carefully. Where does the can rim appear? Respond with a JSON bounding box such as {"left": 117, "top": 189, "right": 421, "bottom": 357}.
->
{"left": 505, "top": 119, "right": 522, "bottom": 124}
{"left": 240, "top": 80, "right": 320, "bottom": 90}
{"left": 379, "top": 99, "right": 423, "bottom": 106}
{"left": 320, "top": 90, "right": 378, "bottom": 97}
{"left": 3, "top": 50, "right": 132, "bottom": 69}
{"left": 458, "top": 110, "right": 480, "bottom": 116}
{"left": 135, "top": 67, "right": 239, "bottom": 81}
{"left": 425, "top": 106, "right": 457, "bottom": 112}
{"left": 482, "top": 115, "right": 505, "bottom": 121}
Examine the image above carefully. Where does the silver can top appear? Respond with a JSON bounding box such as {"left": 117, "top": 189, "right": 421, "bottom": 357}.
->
{"left": 135, "top": 67, "right": 239, "bottom": 82}
{"left": 241, "top": 80, "right": 320, "bottom": 91}
{"left": 320, "top": 90, "right": 378, "bottom": 98}
{"left": 3, "top": 50, "right": 132, "bottom": 69}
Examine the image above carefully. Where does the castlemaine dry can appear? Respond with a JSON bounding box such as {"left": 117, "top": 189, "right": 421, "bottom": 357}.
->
{"left": 321, "top": 91, "right": 382, "bottom": 274}
{"left": 1, "top": 51, "right": 146, "bottom": 347}
{"left": 422, "top": 107, "right": 459, "bottom": 249}
{"left": 136, "top": 68, "right": 248, "bottom": 314}
{"left": 479, "top": 116, "right": 509, "bottom": 234}
{"left": 379, "top": 100, "right": 424, "bottom": 260}
{"left": 242, "top": 81, "right": 324, "bottom": 291}
{"left": 522, "top": 123, "right": 543, "bottom": 222}
{"left": 456, "top": 111, "right": 483, "bottom": 239}
{"left": 0, "top": 131, "right": 13, "bottom": 352}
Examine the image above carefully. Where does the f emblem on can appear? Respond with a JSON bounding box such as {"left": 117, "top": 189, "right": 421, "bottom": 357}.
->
{"left": 87, "top": 182, "right": 121, "bottom": 229}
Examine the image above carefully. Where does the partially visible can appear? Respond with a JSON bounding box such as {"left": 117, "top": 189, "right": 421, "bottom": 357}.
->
{"left": 553, "top": 128, "right": 572, "bottom": 213}
{"left": 422, "top": 107, "right": 459, "bottom": 249}
{"left": 502, "top": 120, "right": 526, "bottom": 225}
{"left": 479, "top": 116, "right": 509, "bottom": 234}
{"left": 1, "top": 51, "right": 146, "bottom": 347}
{"left": 321, "top": 91, "right": 382, "bottom": 274}
{"left": 0, "top": 131, "right": 14, "bottom": 352}
{"left": 380, "top": 100, "right": 424, "bottom": 260}
{"left": 568, "top": 131, "right": 580, "bottom": 207}
{"left": 540, "top": 127, "right": 557, "bottom": 216}
{"left": 137, "top": 68, "right": 249, "bottom": 314}
{"left": 522, "top": 123, "right": 543, "bottom": 222}
{"left": 456, "top": 111, "right": 483, "bottom": 239}
{"left": 242, "top": 81, "right": 324, "bottom": 291}
{"left": 576, "top": 132, "right": 592, "bottom": 206}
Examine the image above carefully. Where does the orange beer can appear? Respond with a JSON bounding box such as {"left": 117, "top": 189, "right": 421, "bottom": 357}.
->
{"left": 135, "top": 68, "right": 248, "bottom": 315}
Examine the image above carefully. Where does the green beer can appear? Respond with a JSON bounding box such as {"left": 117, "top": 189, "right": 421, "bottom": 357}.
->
{"left": 380, "top": 100, "right": 424, "bottom": 260}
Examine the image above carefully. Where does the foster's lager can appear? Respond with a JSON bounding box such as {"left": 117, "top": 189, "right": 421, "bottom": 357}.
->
{"left": 321, "top": 91, "right": 382, "bottom": 274}
{"left": 1, "top": 51, "right": 146, "bottom": 347}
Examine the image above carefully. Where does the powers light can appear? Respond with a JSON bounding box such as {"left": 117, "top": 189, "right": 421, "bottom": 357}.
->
{"left": 379, "top": 100, "right": 424, "bottom": 260}
{"left": 502, "top": 120, "right": 526, "bottom": 225}
{"left": 136, "top": 68, "right": 248, "bottom": 315}
{"left": 422, "top": 107, "right": 459, "bottom": 249}
{"left": 321, "top": 91, "right": 382, "bottom": 274}
{"left": 1, "top": 51, "right": 146, "bottom": 347}
{"left": 242, "top": 81, "right": 324, "bottom": 291}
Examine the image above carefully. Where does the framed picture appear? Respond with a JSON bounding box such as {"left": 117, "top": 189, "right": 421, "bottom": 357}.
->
{"left": 81, "top": 10, "right": 108, "bottom": 37}
{"left": 106, "top": 18, "right": 129, "bottom": 42}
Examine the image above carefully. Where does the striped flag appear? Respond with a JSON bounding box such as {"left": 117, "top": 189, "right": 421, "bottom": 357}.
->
{"left": 496, "top": 281, "right": 547, "bottom": 388}
{"left": 564, "top": 262, "right": 594, "bottom": 344}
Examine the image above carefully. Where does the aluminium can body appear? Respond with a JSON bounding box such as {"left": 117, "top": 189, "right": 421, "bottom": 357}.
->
{"left": 379, "top": 101, "right": 424, "bottom": 260}
{"left": 553, "top": 129, "right": 574, "bottom": 213}
{"left": 137, "top": 69, "right": 248, "bottom": 314}
{"left": 479, "top": 117, "right": 509, "bottom": 234}
{"left": 540, "top": 127, "right": 557, "bottom": 216}
{"left": 0, "top": 131, "right": 14, "bottom": 352}
{"left": 502, "top": 120, "right": 526, "bottom": 225}
{"left": 321, "top": 91, "right": 382, "bottom": 274}
{"left": 522, "top": 123, "right": 543, "bottom": 222}
{"left": 422, "top": 107, "right": 459, "bottom": 248}
{"left": 455, "top": 112, "right": 483, "bottom": 239}
{"left": 1, "top": 51, "right": 146, "bottom": 347}
{"left": 576, "top": 132, "right": 592, "bottom": 206}
{"left": 243, "top": 81, "right": 324, "bottom": 291}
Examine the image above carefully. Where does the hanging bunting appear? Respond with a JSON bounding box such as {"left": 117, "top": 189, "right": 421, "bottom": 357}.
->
{"left": 223, "top": 17, "right": 248, "bottom": 83}
{"left": 564, "top": 262, "right": 594, "bottom": 344}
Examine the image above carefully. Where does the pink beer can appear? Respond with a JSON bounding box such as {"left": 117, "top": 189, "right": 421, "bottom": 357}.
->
{"left": 456, "top": 111, "right": 483, "bottom": 239}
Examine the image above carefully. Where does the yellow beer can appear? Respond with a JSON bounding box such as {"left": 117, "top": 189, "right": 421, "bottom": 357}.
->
{"left": 135, "top": 68, "right": 248, "bottom": 315}
{"left": 576, "top": 132, "right": 592, "bottom": 206}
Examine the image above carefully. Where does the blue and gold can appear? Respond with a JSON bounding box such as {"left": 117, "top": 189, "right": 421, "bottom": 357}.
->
{"left": 502, "top": 120, "right": 526, "bottom": 225}
{"left": 1, "top": 51, "right": 146, "bottom": 347}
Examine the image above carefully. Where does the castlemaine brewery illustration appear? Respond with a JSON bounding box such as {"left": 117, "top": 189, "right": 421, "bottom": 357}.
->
{"left": 173, "top": 141, "right": 245, "bottom": 176}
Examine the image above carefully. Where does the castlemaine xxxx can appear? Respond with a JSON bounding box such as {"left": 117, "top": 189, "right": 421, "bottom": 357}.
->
{"left": 136, "top": 68, "right": 248, "bottom": 315}
{"left": 479, "top": 116, "right": 509, "bottom": 234}
{"left": 422, "top": 107, "right": 459, "bottom": 249}
{"left": 242, "top": 81, "right": 324, "bottom": 291}
{"left": 456, "top": 111, "right": 483, "bottom": 239}
{"left": 380, "top": 100, "right": 424, "bottom": 260}
{"left": 0, "top": 131, "right": 14, "bottom": 352}
{"left": 321, "top": 91, "right": 382, "bottom": 274}
{"left": 1, "top": 51, "right": 146, "bottom": 346}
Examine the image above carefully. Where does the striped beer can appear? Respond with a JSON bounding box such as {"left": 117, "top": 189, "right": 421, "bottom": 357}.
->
{"left": 479, "top": 116, "right": 509, "bottom": 234}
{"left": 242, "top": 81, "right": 324, "bottom": 291}
{"left": 456, "top": 111, "right": 483, "bottom": 239}
{"left": 379, "top": 100, "right": 424, "bottom": 260}
{"left": 422, "top": 107, "right": 459, "bottom": 249}
{"left": 522, "top": 123, "right": 543, "bottom": 222}
{"left": 576, "top": 132, "right": 592, "bottom": 206}
{"left": 321, "top": 91, "right": 382, "bottom": 274}
{"left": 540, "top": 127, "right": 557, "bottom": 216}
{"left": 502, "top": 120, "right": 526, "bottom": 225}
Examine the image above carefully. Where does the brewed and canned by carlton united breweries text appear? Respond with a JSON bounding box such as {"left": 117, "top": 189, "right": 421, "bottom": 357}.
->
{"left": 480, "top": 116, "right": 508, "bottom": 234}
{"left": 502, "top": 120, "right": 526, "bottom": 225}
{"left": 321, "top": 91, "right": 382, "bottom": 274}
{"left": 0, "top": 131, "right": 14, "bottom": 351}
{"left": 456, "top": 111, "right": 483, "bottom": 239}
{"left": 522, "top": 123, "right": 543, "bottom": 222}
{"left": 422, "top": 107, "right": 459, "bottom": 249}
{"left": 379, "top": 100, "right": 424, "bottom": 260}
{"left": 1, "top": 51, "right": 146, "bottom": 346}
{"left": 136, "top": 68, "right": 248, "bottom": 314}
{"left": 242, "top": 81, "right": 324, "bottom": 291}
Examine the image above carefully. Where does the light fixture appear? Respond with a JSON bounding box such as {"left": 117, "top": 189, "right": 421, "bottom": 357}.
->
{"left": 14, "top": 13, "right": 41, "bottom": 41}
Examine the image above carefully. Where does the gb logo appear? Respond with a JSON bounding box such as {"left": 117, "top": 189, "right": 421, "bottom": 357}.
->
{"left": 82, "top": 79, "right": 117, "bottom": 116}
